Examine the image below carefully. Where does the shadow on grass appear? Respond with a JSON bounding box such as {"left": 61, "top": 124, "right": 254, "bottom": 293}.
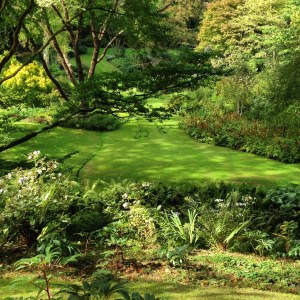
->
{"left": 129, "top": 281, "right": 300, "bottom": 300}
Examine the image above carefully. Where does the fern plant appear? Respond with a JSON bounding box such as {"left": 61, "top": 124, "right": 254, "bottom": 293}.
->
{"left": 197, "top": 193, "right": 251, "bottom": 251}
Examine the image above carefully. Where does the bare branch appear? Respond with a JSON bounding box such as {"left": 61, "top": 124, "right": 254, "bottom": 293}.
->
{"left": 21, "top": 24, "right": 70, "bottom": 101}
{"left": 74, "top": 12, "right": 85, "bottom": 82}
{"left": 52, "top": 4, "right": 85, "bottom": 82}
{"left": 39, "top": 53, "right": 70, "bottom": 101}
{"left": 89, "top": 0, "right": 121, "bottom": 77}
{"left": 42, "top": 10, "right": 77, "bottom": 85}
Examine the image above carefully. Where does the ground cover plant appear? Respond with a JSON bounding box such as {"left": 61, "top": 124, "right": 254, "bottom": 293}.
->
{"left": 0, "top": 158, "right": 300, "bottom": 298}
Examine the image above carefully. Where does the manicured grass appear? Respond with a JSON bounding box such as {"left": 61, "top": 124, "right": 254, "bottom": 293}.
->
{"left": 1, "top": 115, "right": 300, "bottom": 185}
{"left": 1, "top": 97, "right": 299, "bottom": 185}
{"left": 81, "top": 118, "right": 300, "bottom": 185}
{"left": 128, "top": 281, "right": 300, "bottom": 300}
{"left": 73, "top": 47, "right": 118, "bottom": 74}
{"left": 1, "top": 276, "right": 300, "bottom": 300}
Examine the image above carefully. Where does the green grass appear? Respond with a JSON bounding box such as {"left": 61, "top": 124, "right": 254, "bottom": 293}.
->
{"left": 1, "top": 115, "right": 299, "bottom": 185}
{"left": 0, "top": 274, "right": 71, "bottom": 299}
{"left": 1, "top": 276, "right": 300, "bottom": 300}
{"left": 73, "top": 47, "right": 118, "bottom": 74}
{"left": 128, "top": 281, "right": 300, "bottom": 300}
{"left": 1, "top": 97, "right": 300, "bottom": 185}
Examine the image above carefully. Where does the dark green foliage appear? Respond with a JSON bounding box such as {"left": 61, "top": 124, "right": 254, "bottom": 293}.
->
{"left": 62, "top": 114, "right": 121, "bottom": 131}
{"left": 96, "top": 181, "right": 300, "bottom": 258}
{"left": 56, "top": 270, "right": 131, "bottom": 299}
{"left": 130, "top": 48, "right": 218, "bottom": 93}
{"left": 256, "top": 185, "right": 300, "bottom": 235}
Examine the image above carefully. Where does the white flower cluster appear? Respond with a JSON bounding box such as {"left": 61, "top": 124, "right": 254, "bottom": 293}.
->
{"left": 18, "top": 176, "right": 29, "bottom": 185}
{"left": 141, "top": 182, "right": 151, "bottom": 187}
{"left": 28, "top": 150, "right": 41, "bottom": 160}
{"left": 121, "top": 193, "right": 128, "bottom": 200}
{"left": 242, "top": 195, "right": 255, "bottom": 203}
{"left": 214, "top": 198, "right": 224, "bottom": 203}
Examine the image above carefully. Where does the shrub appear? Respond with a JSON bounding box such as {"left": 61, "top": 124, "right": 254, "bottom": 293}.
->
{"left": 0, "top": 58, "right": 59, "bottom": 107}
{"left": 182, "top": 114, "right": 300, "bottom": 163}
{"left": 62, "top": 114, "right": 121, "bottom": 131}
{"left": 0, "top": 152, "right": 86, "bottom": 248}
{"left": 0, "top": 153, "right": 112, "bottom": 248}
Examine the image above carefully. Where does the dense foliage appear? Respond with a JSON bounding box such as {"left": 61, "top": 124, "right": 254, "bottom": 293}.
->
{"left": 1, "top": 157, "right": 299, "bottom": 259}
{"left": 168, "top": 0, "right": 298, "bottom": 163}
{"left": 182, "top": 113, "right": 300, "bottom": 163}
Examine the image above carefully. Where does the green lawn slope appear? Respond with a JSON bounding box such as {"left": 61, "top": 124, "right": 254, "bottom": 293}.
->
{"left": 1, "top": 115, "right": 299, "bottom": 186}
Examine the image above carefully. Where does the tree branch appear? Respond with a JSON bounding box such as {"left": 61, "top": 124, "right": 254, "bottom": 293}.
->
{"left": 43, "top": 11, "right": 77, "bottom": 85}
{"left": 158, "top": 0, "right": 177, "bottom": 12}
{"left": 88, "top": 5, "right": 124, "bottom": 15}
{"left": 0, "top": 109, "right": 96, "bottom": 153}
{"left": 97, "top": 30, "right": 124, "bottom": 64}
{"left": 21, "top": 24, "right": 70, "bottom": 101}
{"left": 0, "top": 0, "right": 8, "bottom": 15}
{"left": 39, "top": 53, "right": 70, "bottom": 101}
{"left": 0, "top": 0, "right": 35, "bottom": 74}
{"left": 0, "top": 12, "right": 81, "bottom": 85}
{"left": 88, "top": 0, "right": 121, "bottom": 77}
{"left": 52, "top": 4, "right": 85, "bottom": 82}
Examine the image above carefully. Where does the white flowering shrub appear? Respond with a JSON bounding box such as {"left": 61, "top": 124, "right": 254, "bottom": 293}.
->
{"left": 0, "top": 152, "right": 82, "bottom": 248}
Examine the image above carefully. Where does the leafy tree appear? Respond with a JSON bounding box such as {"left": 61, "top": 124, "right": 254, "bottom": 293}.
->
{"left": 160, "top": 0, "right": 208, "bottom": 46}
{"left": 197, "top": 0, "right": 292, "bottom": 68}
{"left": 0, "top": 1, "right": 217, "bottom": 153}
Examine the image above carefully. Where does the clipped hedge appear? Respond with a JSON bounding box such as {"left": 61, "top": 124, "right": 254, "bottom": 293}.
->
{"left": 182, "top": 114, "right": 300, "bottom": 163}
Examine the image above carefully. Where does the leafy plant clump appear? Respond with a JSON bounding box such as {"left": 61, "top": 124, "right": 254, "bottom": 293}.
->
{"left": 62, "top": 114, "right": 122, "bottom": 131}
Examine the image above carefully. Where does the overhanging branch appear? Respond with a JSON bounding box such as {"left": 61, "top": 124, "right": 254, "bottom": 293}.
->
{"left": 97, "top": 30, "right": 125, "bottom": 64}
{"left": 0, "top": 109, "right": 98, "bottom": 153}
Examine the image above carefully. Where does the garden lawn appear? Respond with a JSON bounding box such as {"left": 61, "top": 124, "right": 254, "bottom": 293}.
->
{"left": 1, "top": 276, "right": 300, "bottom": 300}
{"left": 128, "top": 282, "right": 300, "bottom": 300}
{"left": 71, "top": 47, "right": 123, "bottom": 74}
{"left": 0, "top": 115, "right": 299, "bottom": 185}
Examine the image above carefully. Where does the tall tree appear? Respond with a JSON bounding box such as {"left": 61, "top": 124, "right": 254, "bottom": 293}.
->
{"left": 160, "top": 0, "right": 210, "bottom": 47}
